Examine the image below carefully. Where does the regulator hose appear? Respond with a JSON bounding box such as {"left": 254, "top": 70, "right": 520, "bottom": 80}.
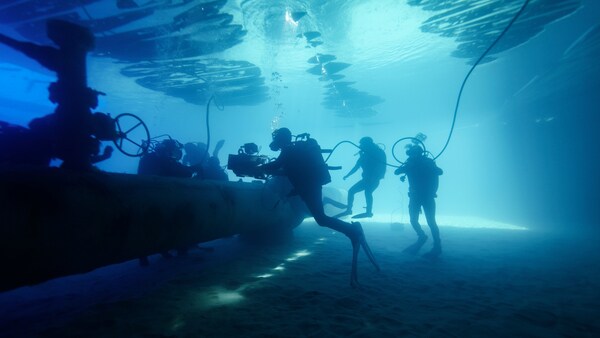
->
{"left": 434, "top": 0, "right": 531, "bottom": 160}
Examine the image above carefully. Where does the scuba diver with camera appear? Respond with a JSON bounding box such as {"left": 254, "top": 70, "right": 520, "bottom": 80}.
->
{"left": 258, "top": 127, "right": 380, "bottom": 288}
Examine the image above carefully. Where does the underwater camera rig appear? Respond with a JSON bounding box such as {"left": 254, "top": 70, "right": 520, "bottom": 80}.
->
{"left": 227, "top": 143, "right": 270, "bottom": 179}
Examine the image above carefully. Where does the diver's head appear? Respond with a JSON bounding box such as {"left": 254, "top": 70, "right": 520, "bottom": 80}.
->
{"left": 270, "top": 127, "right": 292, "bottom": 151}
{"left": 184, "top": 142, "right": 197, "bottom": 154}
{"left": 47, "top": 19, "right": 95, "bottom": 50}
{"left": 184, "top": 142, "right": 206, "bottom": 156}
{"left": 406, "top": 144, "right": 424, "bottom": 158}
{"left": 359, "top": 136, "right": 374, "bottom": 150}
{"left": 158, "top": 139, "right": 183, "bottom": 161}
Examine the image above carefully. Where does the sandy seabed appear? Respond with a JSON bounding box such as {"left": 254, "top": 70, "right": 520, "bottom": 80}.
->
{"left": 1, "top": 217, "right": 599, "bottom": 337}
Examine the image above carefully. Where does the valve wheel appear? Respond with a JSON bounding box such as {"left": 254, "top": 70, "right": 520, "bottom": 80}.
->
{"left": 113, "top": 113, "right": 150, "bottom": 157}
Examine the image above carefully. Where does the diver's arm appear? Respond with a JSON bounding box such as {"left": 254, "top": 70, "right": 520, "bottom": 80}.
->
{"left": 172, "top": 162, "right": 196, "bottom": 178}
{"left": 394, "top": 164, "right": 407, "bottom": 175}
{"left": 344, "top": 160, "right": 360, "bottom": 180}
{"left": 429, "top": 158, "right": 443, "bottom": 175}
{"left": 260, "top": 155, "right": 283, "bottom": 173}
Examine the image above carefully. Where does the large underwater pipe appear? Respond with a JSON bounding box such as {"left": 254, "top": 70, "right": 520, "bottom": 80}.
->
{"left": 0, "top": 168, "right": 306, "bottom": 291}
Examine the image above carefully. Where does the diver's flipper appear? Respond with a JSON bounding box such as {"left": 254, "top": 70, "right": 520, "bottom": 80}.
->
{"left": 359, "top": 233, "right": 380, "bottom": 271}
{"left": 352, "top": 222, "right": 380, "bottom": 265}
{"left": 347, "top": 222, "right": 380, "bottom": 287}
{"left": 350, "top": 238, "right": 360, "bottom": 288}
{"left": 351, "top": 212, "right": 373, "bottom": 219}
{"left": 402, "top": 235, "right": 428, "bottom": 255}
{"left": 422, "top": 246, "right": 441, "bottom": 260}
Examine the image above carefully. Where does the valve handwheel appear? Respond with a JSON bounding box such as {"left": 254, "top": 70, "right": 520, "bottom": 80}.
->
{"left": 112, "top": 113, "right": 150, "bottom": 157}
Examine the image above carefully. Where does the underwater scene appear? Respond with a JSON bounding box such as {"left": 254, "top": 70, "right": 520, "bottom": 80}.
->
{"left": 0, "top": 0, "right": 599, "bottom": 337}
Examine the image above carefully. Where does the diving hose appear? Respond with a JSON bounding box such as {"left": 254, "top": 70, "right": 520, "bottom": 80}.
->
{"left": 323, "top": 0, "right": 531, "bottom": 168}
{"left": 433, "top": 0, "right": 532, "bottom": 160}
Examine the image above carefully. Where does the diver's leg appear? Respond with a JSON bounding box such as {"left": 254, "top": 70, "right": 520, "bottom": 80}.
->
{"left": 301, "top": 187, "right": 344, "bottom": 232}
{"left": 333, "top": 189, "right": 355, "bottom": 217}
{"left": 323, "top": 196, "right": 347, "bottom": 209}
{"left": 409, "top": 198, "right": 427, "bottom": 238}
{"left": 310, "top": 213, "right": 381, "bottom": 280}
{"left": 353, "top": 180, "right": 379, "bottom": 218}
{"left": 422, "top": 198, "right": 441, "bottom": 258}
{"left": 347, "top": 181, "right": 366, "bottom": 212}
{"left": 403, "top": 198, "right": 428, "bottom": 254}
{"left": 339, "top": 181, "right": 364, "bottom": 218}
{"left": 364, "top": 181, "right": 378, "bottom": 214}
{"left": 301, "top": 187, "right": 379, "bottom": 286}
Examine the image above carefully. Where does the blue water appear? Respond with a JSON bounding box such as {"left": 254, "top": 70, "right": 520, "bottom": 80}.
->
{"left": 1, "top": 0, "right": 599, "bottom": 336}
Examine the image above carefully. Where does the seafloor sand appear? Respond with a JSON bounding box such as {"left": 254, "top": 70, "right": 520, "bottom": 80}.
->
{"left": 1, "top": 217, "right": 599, "bottom": 337}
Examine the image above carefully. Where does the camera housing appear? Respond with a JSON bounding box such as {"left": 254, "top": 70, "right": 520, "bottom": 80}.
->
{"left": 227, "top": 143, "right": 269, "bottom": 179}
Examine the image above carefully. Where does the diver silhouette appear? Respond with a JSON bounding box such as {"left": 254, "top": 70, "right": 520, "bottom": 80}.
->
{"left": 183, "top": 139, "right": 228, "bottom": 181}
{"left": 137, "top": 138, "right": 199, "bottom": 266}
{"left": 138, "top": 139, "right": 196, "bottom": 178}
{"left": 0, "top": 20, "right": 108, "bottom": 170}
{"left": 261, "top": 128, "right": 380, "bottom": 287}
{"left": 338, "top": 137, "right": 387, "bottom": 219}
{"left": 182, "top": 142, "right": 208, "bottom": 167}
{"left": 394, "top": 144, "right": 443, "bottom": 258}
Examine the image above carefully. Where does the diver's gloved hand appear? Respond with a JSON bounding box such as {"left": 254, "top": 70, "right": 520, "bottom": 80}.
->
{"left": 254, "top": 164, "right": 269, "bottom": 179}
{"left": 394, "top": 167, "right": 401, "bottom": 175}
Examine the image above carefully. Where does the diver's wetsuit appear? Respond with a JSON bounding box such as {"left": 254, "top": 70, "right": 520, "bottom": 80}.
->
{"left": 345, "top": 143, "right": 386, "bottom": 215}
{"left": 262, "top": 141, "right": 358, "bottom": 234}
{"left": 136, "top": 150, "right": 195, "bottom": 265}
{"left": 184, "top": 140, "right": 228, "bottom": 181}
{"left": 200, "top": 157, "right": 229, "bottom": 181}
{"left": 138, "top": 152, "right": 195, "bottom": 178}
{"left": 263, "top": 133, "right": 380, "bottom": 286}
{"left": 396, "top": 154, "right": 443, "bottom": 253}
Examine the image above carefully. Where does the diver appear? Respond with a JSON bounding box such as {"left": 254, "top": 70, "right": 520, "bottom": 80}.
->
{"left": 394, "top": 144, "right": 443, "bottom": 258}
{"left": 338, "top": 137, "right": 387, "bottom": 219}
{"left": 260, "top": 128, "right": 380, "bottom": 287}
{"left": 182, "top": 142, "right": 207, "bottom": 167}
{"left": 183, "top": 139, "right": 228, "bottom": 181}
{"left": 202, "top": 155, "right": 229, "bottom": 181}
{"left": 0, "top": 20, "right": 106, "bottom": 171}
{"left": 138, "top": 139, "right": 196, "bottom": 178}
{"left": 137, "top": 138, "right": 198, "bottom": 266}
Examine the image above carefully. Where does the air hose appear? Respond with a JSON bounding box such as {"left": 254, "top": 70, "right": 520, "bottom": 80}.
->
{"left": 433, "top": 0, "right": 532, "bottom": 160}
{"left": 199, "top": 95, "right": 224, "bottom": 165}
